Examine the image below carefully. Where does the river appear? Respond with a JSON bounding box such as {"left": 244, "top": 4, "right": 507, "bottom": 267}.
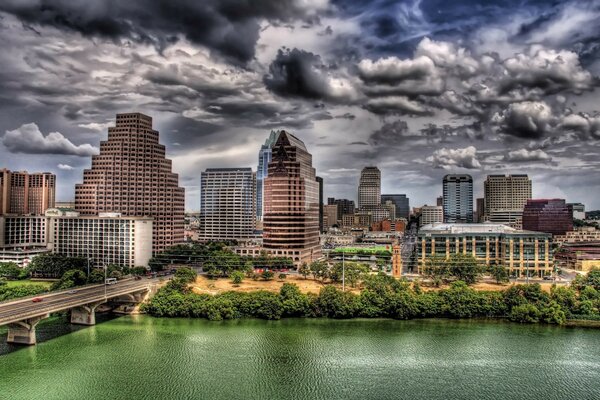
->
{"left": 0, "top": 316, "right": 599, "bottom": 400}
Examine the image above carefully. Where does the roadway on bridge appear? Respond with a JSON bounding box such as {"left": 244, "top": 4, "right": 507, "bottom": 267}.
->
{"left": 0, "top": 278, "right": 161, "bottom": 326}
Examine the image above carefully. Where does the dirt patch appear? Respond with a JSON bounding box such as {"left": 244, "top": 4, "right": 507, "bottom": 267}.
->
{"left": 190, "top": 274, "right": 364, "bottom": 295}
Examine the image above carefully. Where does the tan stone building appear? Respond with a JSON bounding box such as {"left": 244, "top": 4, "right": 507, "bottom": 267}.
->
{"left": 0, "top": 169, "right": 55, "bottom": 215}
{"left": 418, "top": 223, "right": 553, "bottom": 277}
{"left": 75, "top": 113, "right": 185, "bottom": 254}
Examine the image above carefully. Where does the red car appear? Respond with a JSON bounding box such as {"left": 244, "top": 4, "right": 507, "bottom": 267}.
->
{"left": 32, "top": 297, "right": 43, "bottom": 303}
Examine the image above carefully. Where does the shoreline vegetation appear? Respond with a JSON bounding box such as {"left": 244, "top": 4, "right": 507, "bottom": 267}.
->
{"left": 142, "top": 268, "right": 600, "bottom": 327}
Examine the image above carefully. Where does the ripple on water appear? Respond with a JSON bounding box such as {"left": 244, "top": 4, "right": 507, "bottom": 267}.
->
{"left": 0, "top": 317, "right": 599, "bottom": 400}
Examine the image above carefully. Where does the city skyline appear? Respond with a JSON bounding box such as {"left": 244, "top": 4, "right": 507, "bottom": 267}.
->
{"left": 0, "top": 1, "right": 599, "bottom": 209}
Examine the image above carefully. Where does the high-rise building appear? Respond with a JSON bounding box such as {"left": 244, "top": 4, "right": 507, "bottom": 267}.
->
{"left": 316, "top": 176, "right": 324, "bottom": 233}
{"left": 436, "top": 196, "right": 443, "bottom": 207}
{"left": 381, "top": 194, "right": 410, "bottom": 220}
{"left": 256, "top": 131, "right": 278, "bottom": 223}
{"left": 475, "top": 198, "right": 485, "bottom": 223}
{"left": 358, "top": 167, "right": 381, "bottom": 208}
{"left": 357, "top": 166, "right": 389, "bottom": 222}
{"left": 327, "top": 198, "right": 355, "bottom": 222}
{"left": 200, "top": 168, "right": 256, "bottom": 241}
{"left": 484, "top": 174, "right": 532, "bottom": 224}
{"left": 324, "top": 204, "right": 338, "bottom": 229}
{"left": 75, "top": 112, "right": 185, "bottom": 254}
{"left": 0, "top": 209, "right": 153, "bottom": 268}
{"left": 522, "top": 199, "right": 573, "bottom": 236}
{"left": 0, "top": 169, "right": 55, "bottom": 215}
{"left": 442, "top": 174, "right": 473, "bottom": 223}
{"left": 262, "top": 131, "right": 321, "bottom": 264}
{"left": 420, "top": 205, "right": 444, "bottom": 227}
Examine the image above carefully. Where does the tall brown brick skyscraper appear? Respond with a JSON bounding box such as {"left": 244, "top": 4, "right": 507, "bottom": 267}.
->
{"left": 262, "top": 131, "right": 321, "bottom": 264}
{"left": 75, "top": 113, "right": 185, "bottom": 254}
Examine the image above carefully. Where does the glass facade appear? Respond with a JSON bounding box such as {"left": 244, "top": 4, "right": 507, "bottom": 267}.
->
{"left": 442, "top": 174, "right": 473, "bottom": 223}
{"left": 522, "top": 199, "right": 573, "bottom": 236}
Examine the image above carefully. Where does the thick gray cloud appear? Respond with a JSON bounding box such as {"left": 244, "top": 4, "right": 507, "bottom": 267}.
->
{"left": 1, "top": 0, "right": 600, "bottom": 209}
{"left": 0, "top": 0, "right": 326, "bottom": 64}
{"left": 264, "top": 48, "right": 357, "bottom": 102}
{"left": 3, "top": 123, "right": 98, "bottom": 156}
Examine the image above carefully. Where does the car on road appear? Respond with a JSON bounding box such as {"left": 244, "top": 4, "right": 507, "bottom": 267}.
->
{"left": 68, "top": 290, "right": 78, "bottom": 294}
{"left": 105, "top": 278, "right": 118, "bottom": 285}
{"left": 32, "top": 297, "right": 43, "bottom": 303}
{"left": 543, "top": 276, "right": 554, "bottom": 281}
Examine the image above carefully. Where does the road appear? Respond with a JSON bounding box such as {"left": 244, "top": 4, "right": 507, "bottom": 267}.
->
{"left": 0, "top": 278, "right": 162, "bottom": 326}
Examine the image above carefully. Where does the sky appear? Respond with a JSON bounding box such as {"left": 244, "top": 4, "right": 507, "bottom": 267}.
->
{"left": 1, "top": 0, "right": 600, "bottom": 212}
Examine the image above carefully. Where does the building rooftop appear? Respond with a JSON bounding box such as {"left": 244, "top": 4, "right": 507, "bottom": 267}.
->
{"left": 419, "top": 222, "right": 544, "bottom": 235}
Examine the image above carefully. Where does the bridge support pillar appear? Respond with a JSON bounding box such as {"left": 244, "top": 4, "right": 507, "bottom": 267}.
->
{"left": 7, "top": 315, "right": 48, "bottom": 345}
{"left": 70, "top": 301, "right": 105, "bottom": 326}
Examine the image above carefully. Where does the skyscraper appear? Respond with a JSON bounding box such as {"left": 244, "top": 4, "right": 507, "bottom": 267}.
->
{"left": 381, "top": 194, "right": 410, "bottom": 220}
{"left": 262, "top": 130, "right": 321, "bottom": 264}
{"left": 358, "top": 167, "right": 381, "bottom": 208}
{"left": 484, "top": 174, "right": 532, "bottom": 224}
{"left": 256, "top": 131, "right": 278, "bottom": 223}
{"left": 0, "top": 169, "right": 55, "bottom": 216}
{"left": 75, "top": 112, "right": 185, "bottom": 254}
{"left": 522, "top": 199, "right": 573, "bottom": 236}
{"left": 442, "top": 174, "right": 473, "bottom": 223}
{"left": 200, "top": 168, "right": 256, "bottom": 241}
{"left": 316, "top": 176, "right": 324, "bottom": 233}
{"left": 327, "top": 198, "right": 355, "bottom": 222}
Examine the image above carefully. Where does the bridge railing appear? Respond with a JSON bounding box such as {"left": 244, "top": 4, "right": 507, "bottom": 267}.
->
{"left": 0, "top": 277, "right": 135, "bottom": 306}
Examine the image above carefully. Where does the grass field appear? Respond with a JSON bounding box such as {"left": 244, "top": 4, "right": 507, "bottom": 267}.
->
{"left": 4, "top": 280, "right": 53, "bottom": 289}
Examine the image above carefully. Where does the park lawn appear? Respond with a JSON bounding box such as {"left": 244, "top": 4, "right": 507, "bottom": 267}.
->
{"left": 5, "top": 280, "right": 53, "bottom": 289}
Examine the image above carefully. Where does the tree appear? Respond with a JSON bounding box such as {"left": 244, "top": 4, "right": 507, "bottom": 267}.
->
{"left": 261, "top": 270, "right": 274, "bottom": 281}
{"left": 422, "top": 256, "right": 449, "bottom": 283}
{"left": 0, "top": 262, "right": 26, "bottom": 280}
{"left": 175, "top": 267, "right": 197, "bottom": 283}
{"left": 52, "top": 269, "right": 87, "bottom": 290}
{"left": 88, "top": 269, "right": 105, "bottom": 284}
{"left": 132, "top": 266, "right": 148, "bottom": 276}
{"left": 509, "top": 304, "right": 541, "bottom": 323}
{"left": 110, "top": 270, "right": 123, "bottom": 280}
{"left": 278, "top": 273, "right": 287, "bottom": 281}
{"left": 447, "top": 254, "right": 482, "bottom": 285}
{"left": 489, "top": 264, "right": 509, "bottom": 284}
{"left": 309, "top": 261, "right": 328, "bottom": 282}
{"left": 28, "top": 254, "right": 87, "bottom": 278}
{"left": 231, "top": 270, "right": 245, "bottom": 285}
{"left": 298, "top": 263, "right": 310, "bottom": 279}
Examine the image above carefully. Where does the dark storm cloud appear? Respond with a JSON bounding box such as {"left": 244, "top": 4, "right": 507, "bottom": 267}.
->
{"left": 264, "top": 48, "right": 329, "bottom": 99}
{"left": 0, "top": 0, "right": 324, "bottom": 64}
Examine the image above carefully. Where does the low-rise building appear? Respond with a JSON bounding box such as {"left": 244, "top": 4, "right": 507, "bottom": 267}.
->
{"left": 417, "top": 223, "right": 553, "bottom": 277}
{"left": 555, "top": 242, "right": 600, "bottom": 272}
{"left": 554, "top": 226, "right": 600, "bottom": 245}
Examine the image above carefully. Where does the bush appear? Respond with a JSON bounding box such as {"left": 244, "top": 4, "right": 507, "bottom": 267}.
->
{"left": 231, "top": 271, "right": 245, "bottom": 285}
{"left": 261, "top": 270, "right": 274, "bottom": 281}
{"left": 510, "top": 304, "right": 541, "bottom": 323}
{"left": 175, "top": 267, "right": 197, "bottom": 283}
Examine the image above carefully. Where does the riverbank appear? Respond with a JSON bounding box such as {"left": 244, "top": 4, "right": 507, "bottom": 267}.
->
{"left": 142, "top": 273, "right": 600, "bottom": 326}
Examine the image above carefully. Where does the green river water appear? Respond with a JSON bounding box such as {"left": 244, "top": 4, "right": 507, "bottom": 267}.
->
{"left": 0, "top": 316, "right": 599, "bottom": 400}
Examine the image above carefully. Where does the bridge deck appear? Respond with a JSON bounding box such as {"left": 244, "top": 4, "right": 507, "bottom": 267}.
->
{"left": 0, "top": 278, "right": 159, "bottom": 326}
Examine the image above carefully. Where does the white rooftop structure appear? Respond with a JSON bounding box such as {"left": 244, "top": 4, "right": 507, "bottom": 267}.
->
{"left": 419, "top": 222, "right": 520, "bottom": 234}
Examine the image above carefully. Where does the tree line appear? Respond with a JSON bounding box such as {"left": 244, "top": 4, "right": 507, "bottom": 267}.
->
{"left": 142, "top": 268, "right": 600, "bottom": 325}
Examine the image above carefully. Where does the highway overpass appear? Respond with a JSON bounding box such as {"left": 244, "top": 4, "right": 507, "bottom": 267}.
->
{"left": 0, "top": 278, "right": 161, "bottom": 345}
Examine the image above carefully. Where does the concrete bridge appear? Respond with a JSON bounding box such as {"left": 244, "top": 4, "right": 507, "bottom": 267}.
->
{"left": 0, "top": 278, "right": 161, "bottom": 345}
